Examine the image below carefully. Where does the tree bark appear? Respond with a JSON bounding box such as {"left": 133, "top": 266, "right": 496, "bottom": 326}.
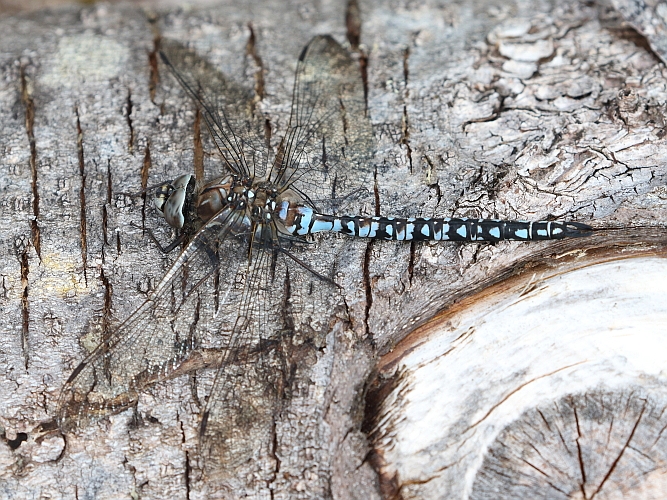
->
{"left": 1, "top": 0, "right": 666, "bottom": 499}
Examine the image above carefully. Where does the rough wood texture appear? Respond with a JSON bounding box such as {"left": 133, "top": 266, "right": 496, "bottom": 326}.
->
{"left": 0, "top": 0, "right": 666, "bottom": 498}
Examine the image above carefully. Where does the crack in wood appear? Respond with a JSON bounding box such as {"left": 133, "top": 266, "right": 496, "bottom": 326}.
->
{"left": 362, "top": 241, "right": 374, "bottom": 343}
{"left": 345, "top": 0, "right": 362, "bottom": 50}
{"left": 423, "top": 155, "right": 442, "bottom": 206}
{"left": 466, "top": 362, "right": 586, "bottom": 433}
{"left": 407, "top": 241, "right": 416, "bottom": 287}
{"left": 362, "top": 166, "right": 380, "bottom": 342}
{"left": 344, "top": 0, "right": 369, "bottom": 108}
{"left": 245, "top": 23, "right": 265, "bottom": 107}
{"left": 397, "top": 43, "right": 413, "bottom": 175}
{"left": 267, "top": 415, "right": 280, "bottom": 500}
{"left": 590, "top": 399, "right": 647, "bottom": 499}
{"left": 125, "top": 89, "right": 134, "bottom": 153}
{"left": 572, "top": 402, "right": 588, "bottom": 498}
{"left": 99, "top": 267, "right": 113, "bottom": 345}
{"left": 178, "top": 419, "right": 192, "bottom": 500}
{"left": 20, "top": 249, "right": 30, "bottom": 369}
{"left": 277, "top": 266, "right": 296, "bottom": 402}
{"left": 20, "top": 64, "right": 40, "bottom": 259}
{"left": 193, "top": 107, "right": 205, "bottom": 182}
{"left": 402, "top": 46, "right": 409, "bottom": 86}
{"left": 141, "top": 144, "right": 152, "bottom": 229}
{"left": 553, "top": 411, "right": 572, "bottom": 457}
{"left": 103, "top": 161, "right": 112, "bottom": 247}
{"left": 147, "top": 16, "right": 161, "bottom": 104}
{"left": 75, "top": 107, "right": 88, "bottom": 286}
{"left": 358, "top": 49, "right": 369, "bottom": 110}
{"left": 400, "top": 105, "right": 412, "bottom": 173}
{"left": 263, "top": 117, "right": 272, "bottom": 148}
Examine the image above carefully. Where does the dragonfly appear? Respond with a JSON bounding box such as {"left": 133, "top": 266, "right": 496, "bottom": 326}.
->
{"left": 57, "top": 35, "right": 592, "bottom": 466}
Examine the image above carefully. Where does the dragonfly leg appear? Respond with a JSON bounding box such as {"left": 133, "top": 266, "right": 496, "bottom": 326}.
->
{"left": 277, "top": 247, "right": 340, "bottom": 288}
{"left": 130, "top": 221, "right": 184, "bottom": 253}
{"left": 129, "top": 220, "right": 184, "bottom": 253}
{"left": 147, "top": 229, "right": 186, "bottom": 253}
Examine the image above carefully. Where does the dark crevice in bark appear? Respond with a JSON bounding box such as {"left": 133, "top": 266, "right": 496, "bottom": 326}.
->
{"left": 402, "top": 46, "right": 409, "bottom": 85}
{"left": 193, "top": 107, "right": 205, "bottom": 182}
{"left": 99, "top": 267, "right": 113, "bottom": 344}
{"left": 572, "top": 402, "right": 588, "bottom": 499}
{"left": 267, "top": 415, "right": 280, "bottom": 500}
{"left": 178, "top": 413, "right": 191, "bottom": 499}
{"left": 213, "top": 259, "right": 221, "bottom": 319}
{"left": 609, "top": 24, "right": 662, "bottom": 65}
{"left": 264, "top": 117, "right": 272, "bottom": 148}
{"left": 187, "top": 297, "right": 201, "bottom": 366}
{"left": 373, "top": 166, "right": 381, "bottom": 216}
{"left": 362, "top": 242, "right": 374, "bottom": 343}
{"left": 245, "top": 23, "right": 265, "bottom": 108}
{"left": 401, "top": 105, "right": 412, "bottom": 173}
{"left": 280, "top": 268, "right": 294, "bottom": 345}
{"left": 141, "top": 144, "right": 152, "bottom": 229}
{"left": 346, "top": 0, "right": 368, "bottom": 106}
{"left": 362, "top": 167, "right": 380, "bottom": 343}
{"left": 278, "top": 267, "right": 295, "bottom": 399}
{"left": 407, "top": 241, "right": 416, "bottom": 286}
{"left": 184, "top": 449, "right": 191, "bottom": 500}
{"left": 423, "top": 155, "right": 442, "bottom": 206}
{"left": 125, "top": 89, "right": 134, "bottom": 153}
{"left": 103, "top": 161, "right": 112, "bottom": 247}
{"left": 401, "top": 47, "right": 412, "bottom": 173}
{"left": 2, "top": 431, "right": 28, "bottom": 450}
{"left": 147, "top": 17, "right": 161, "bottom": 103}
{"left": 20, "top": 249, "right": 30, "bottom": 370}
{"left": 345, "top": 0, "right": 362, "bottom": 50}
{"left": 189, "top": 371, "right": 201, "bottom": 410}
{"left": 20, "top": 65, "right": 41, "bottom": 259}
{"left": 359, "top": 49, "right": 369, "bottom": 110}
{"left": 590, "top": 399, "right": 646, "bottom": 499}
{"left": 75, "top": 107, "right": 88, "bottom": 286}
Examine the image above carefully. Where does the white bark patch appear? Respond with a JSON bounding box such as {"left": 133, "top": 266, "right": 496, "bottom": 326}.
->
{"left": 501, "top": 59, "right": 537, "bottom": 79}
{"left": 498, "top": 39, "right": 554, "bottom": 62}
{"left": 41, "top": 34, "right": 129, "bottom": 88}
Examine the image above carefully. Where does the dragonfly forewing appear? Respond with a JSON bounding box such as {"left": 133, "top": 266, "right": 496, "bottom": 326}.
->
{"left": 57, "top": 209, "right": 254, "bottom": 432}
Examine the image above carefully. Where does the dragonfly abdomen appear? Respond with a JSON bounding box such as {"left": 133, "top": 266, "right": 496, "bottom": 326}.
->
{"left": 281, "top": 205, "right": 592, "bottom": 241}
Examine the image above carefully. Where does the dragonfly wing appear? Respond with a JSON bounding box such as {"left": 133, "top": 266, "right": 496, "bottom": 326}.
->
{"left": 57, "top": 208, "right": 250, "bottom": 432}
{"left": 197, "top": 225, "right": 288, "bottom": 471}
{"left": 160, "top": 39, "right": 270, "bottom": 180}
{"left": 275, "top": 35, "right": 375, "bottom": 212}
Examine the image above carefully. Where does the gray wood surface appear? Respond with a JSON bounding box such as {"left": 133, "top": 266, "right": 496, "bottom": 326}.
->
{"left": 1, "top": 0, "right": 666, "bottom": 498}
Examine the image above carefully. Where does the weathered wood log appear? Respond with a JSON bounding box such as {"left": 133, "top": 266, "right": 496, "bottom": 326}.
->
{"left": 0, "top": 1, "right": 666, "bottom": 498}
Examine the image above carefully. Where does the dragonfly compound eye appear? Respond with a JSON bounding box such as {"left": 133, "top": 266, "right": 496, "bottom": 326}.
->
{"left": 156, "top": 174, "right": 194, "bottom": 229}
{"left": 154, "top": 183, "right": 174, "bottom": 216}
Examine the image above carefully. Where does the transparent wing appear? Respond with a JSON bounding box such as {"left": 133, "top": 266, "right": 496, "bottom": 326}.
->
{"left": 57, "top": 208, "right": 252, "bottom": 432}
{"left": 273, "top": 35, "right": 375, "bottom": 212}
{"left": 198, "top": 226, "right": 288, "bottom": 470}
{"left": 159, "top": 39, "right": 271, "bottom": 180}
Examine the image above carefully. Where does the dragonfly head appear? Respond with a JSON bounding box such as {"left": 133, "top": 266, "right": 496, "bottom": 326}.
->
{"left": 154, "top": 174, "right": 195, "bottom": 229}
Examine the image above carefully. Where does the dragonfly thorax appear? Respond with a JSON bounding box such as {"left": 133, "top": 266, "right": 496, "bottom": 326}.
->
{"left": 155, "top": 174, "right": 288, "bottom": 233}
